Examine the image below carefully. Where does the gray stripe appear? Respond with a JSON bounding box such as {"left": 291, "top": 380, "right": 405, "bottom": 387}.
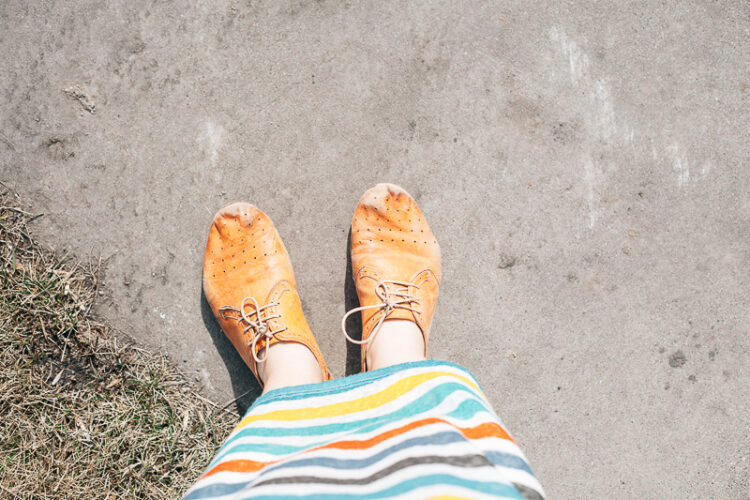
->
{"left": 253, "top": 454, "right": 494, "bottom": 487}
{"left": 512, "top": 482, "right": 546, "bottom": 500}
{"left": 262, "top": 430, "right": 463, "bottom": 473}
{"left": 262, "top": 431, "right": 533, "bottom": 475}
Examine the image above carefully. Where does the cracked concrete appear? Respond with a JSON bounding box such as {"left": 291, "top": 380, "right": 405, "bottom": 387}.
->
{"left": 2, "top": 1, "right": 749, "bottom": 497}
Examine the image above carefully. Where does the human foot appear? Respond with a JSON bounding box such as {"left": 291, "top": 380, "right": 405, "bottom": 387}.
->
{"left": 343, "top": 183, "right": 441, "bottom": 371}
{"left": 203, "top": 202, "right": 331, "bottom": 388}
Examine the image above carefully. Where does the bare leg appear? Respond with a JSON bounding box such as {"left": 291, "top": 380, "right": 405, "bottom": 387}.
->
{"left": 366, "top": 319, "right": 426, "bottom": 371}
{"left": 257, "top": 342, "right": 324, "bottom": 394}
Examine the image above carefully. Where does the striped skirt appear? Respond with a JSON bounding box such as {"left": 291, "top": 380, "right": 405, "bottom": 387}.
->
{"left": 184, "top": 361, "right": 545, "bottom": 499}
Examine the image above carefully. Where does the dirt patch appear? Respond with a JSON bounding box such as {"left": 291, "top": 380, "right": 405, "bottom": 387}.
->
{"left": 668, "top": 350, "right": 687, "bottom": 368}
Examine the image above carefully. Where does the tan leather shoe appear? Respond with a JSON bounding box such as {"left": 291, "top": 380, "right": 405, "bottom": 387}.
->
{"left": 343, "top": 183, "right": 441, "bottom": 371}
{"left": 203, "top": 202, "right": 331, "bottom": 386}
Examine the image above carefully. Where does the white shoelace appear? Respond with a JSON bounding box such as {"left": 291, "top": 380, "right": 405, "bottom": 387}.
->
{"left": 341, "top": 280, "right": 421, "bottom": 345}
{"left": 219, "top": 296, "right": 287, "bottom": 363}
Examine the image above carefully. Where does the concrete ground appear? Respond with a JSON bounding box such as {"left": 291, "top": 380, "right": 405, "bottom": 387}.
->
{"left": 2, "top": 1, "right": 749, "bottom": 497}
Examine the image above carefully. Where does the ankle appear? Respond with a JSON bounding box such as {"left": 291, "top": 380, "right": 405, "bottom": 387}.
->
{"left": 258, "top": 342, "right": 323, "bottom": 393}
{"left": 366, "top": 319, "right": 426, "bottom": 371}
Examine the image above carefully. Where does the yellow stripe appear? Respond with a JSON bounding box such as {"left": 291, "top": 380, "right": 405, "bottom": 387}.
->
{"left": 424, "top": 496, "right": 474, "bottom": 500}
{"left": 237, "top": 370, "right": 481, "bottom": 428}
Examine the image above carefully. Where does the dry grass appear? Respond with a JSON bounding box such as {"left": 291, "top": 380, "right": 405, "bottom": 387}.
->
{"left": 0, "top": 191, "right": 235, "bottom": 499}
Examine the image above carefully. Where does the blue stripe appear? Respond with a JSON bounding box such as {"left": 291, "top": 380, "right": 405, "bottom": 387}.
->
{"left": 209, "top": 383, "right": 494, "bottom": 466}
{"left": 485, "top": 452, "right": 534, "bottom": 474}
{"left": 262, "top": 431, "right": 532, "bottom": 475}
{"left": 184, "top": 473, "right": 524, "bottom": 500}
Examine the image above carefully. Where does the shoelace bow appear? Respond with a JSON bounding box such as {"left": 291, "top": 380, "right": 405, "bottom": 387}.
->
{"left": 341, "top": 280, "right": 421, "bottom": 345}
{"left": 219, "top": 296, "right": 287, "bottom": 363}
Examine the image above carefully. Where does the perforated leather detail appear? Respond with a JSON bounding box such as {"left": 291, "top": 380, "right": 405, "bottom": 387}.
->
{"left": 350, "top": 184, "right": 441, "bottom": 371}
{"left": 203, "top": 202, "right": 331, "bottom": 385}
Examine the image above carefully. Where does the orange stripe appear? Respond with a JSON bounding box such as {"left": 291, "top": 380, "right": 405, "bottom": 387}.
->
{"left": 462, "top": 421, "right": 513, "bottom": 441}
{"left": 202, "top": 417, "right": 514, "bottom": 479}
{"left": 321, "top": 417, "right": 446, "bottom": 451}
{"left": 321, "top": 418, "right": 514, "bottom": 452}
{"left": 203, "top": 458, "right": 268, "bottom": 477}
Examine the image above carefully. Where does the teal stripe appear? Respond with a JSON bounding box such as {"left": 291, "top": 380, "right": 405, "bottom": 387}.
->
{"left": 185, "top": 473, "right": 525, "bottom": 500}
{"left": 208, "top": 382, "right": 493, "bottom": 467}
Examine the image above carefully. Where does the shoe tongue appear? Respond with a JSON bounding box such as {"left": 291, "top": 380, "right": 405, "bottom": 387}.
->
{"left": 380, "top": 279, "right": 415, "bottom": 296}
